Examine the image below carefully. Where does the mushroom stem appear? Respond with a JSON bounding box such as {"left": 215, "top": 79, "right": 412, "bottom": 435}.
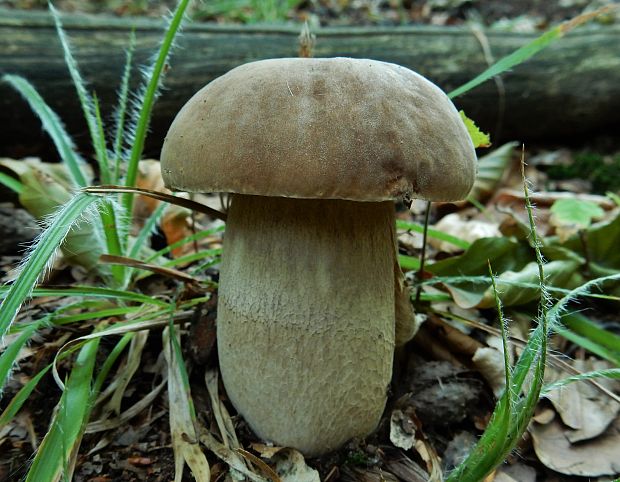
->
{"left": 217, "top": 194, "right": 397, "bottom": 456}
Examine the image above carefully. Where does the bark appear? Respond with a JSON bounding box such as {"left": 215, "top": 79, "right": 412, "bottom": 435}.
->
{"left": 1, "top": 8, "right": 619, "bottom": 158}
{"left": 217, "top": 194, "right": 396, "bottom": 456}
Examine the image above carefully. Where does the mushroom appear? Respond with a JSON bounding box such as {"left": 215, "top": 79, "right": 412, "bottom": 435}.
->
{"left": 160, "top": 58, "right": 476, "bottom": 456}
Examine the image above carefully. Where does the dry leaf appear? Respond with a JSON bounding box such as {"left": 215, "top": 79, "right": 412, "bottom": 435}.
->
{"left": 389, "top": 410, "right": 416, "bottom": 450}
{"left": 134, "top": 159, "right": 168, "bottom": 224}
{"left": 250, "top": 443, "right": 284, "bottom": 459}
{"left": 384, "top": 453, "right": 428, "bottom": 482}
{"left": 163, "top": 328, "right": 211, "bottom": 482}
{"left": 532, "top": 405, "right": 555, "bottom": 425}
{"left": 429, "top": 213, "right": 501, "bottom": 253}
{"left": 340, "top": 466, "right": 399, "bottom": 481}
{"left": 160, "top": 204, "right": 194, "bottom": 258}
{"left": 530, "top": 416, "right": 620, "bottom": 476}
{"left": 443, "top": 431, "right": 477, "bottom": 471}
{"left": 544, "top": 358, "right": 620, "bottom": 442}
{"left": 134, "top": 159, "right": 196, "bottom": 258}
{"left": 272, "top": 449, "right": 320, "bottom": 482}
{"left": 413, "top": 438, "right": 443, "bottom": 481}
{"left": 472, "top": 346, "right": 505, "bottom": 397}
{"left": 493, "top": 462, "right": 537, "bottom": 482}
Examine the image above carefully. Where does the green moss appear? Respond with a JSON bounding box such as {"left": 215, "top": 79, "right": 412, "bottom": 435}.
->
{"left": 547, "top": 152, "right": 620, "bottom": 194}
{"left": 346, "top": 450, "right": 372, "bottom": 466}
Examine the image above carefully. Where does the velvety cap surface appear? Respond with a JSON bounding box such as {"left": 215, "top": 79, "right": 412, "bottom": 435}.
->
{"left": 160, "top": 57, "right": 477, "bottom": 202}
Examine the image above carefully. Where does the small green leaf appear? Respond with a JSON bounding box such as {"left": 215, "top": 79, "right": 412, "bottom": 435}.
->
{"left": 550, "top": 198, "right": 605, "bottom": 229}
{"left": 459, "top": 111, "right": 491, "bottom": 148}
{"left": 607, "top": 192, "right": 620, "bottom": 207}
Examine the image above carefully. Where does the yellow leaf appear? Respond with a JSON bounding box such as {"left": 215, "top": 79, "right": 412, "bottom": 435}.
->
{"left": 460, "top": 111, "right": 491, "bottom": 148}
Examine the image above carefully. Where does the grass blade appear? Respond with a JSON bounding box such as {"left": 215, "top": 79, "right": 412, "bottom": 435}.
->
{"left": 124, "top": 201, "right": 167, "bottom": 285}
{"left": 1, "top": 75, "right": 88, "bottom": 187}
{"left": 85, "top": 185, "right": 227, "bottom": 221}
{"left": 447, "top": 159, "right": 551, "bottom": 481}
{"left": 49, "top": 3, "right": 109, "bottom": 181}
{"left": 396, "top": 219, "right": 470, "bottom": 250}
{"left": 93, "top": 332, "right": 134, "bottom": 395}
{"left": 562, "top": 313, "right": 620, "bottom": 354}
{"left": 0, "top": 193, "right": 100, "bottom": 340}
{"left": 130, "top": 202, "right": 167, "bottom": 261}
{"left": 398, "top": 254, "right": 420, "bottom": 271}
{"left": 0, "top": 285, "right": 169, "bottom": 307}
{"left": 144, "top": 226, "right": 224, "bottom": 262}
{"left": 0, "top": 171, "right": 25, "bottom": 194}
{"left": 50, "top": 306, "right": 142, "bottom": 327}
{"left": 98, "top": 200, "right": 125, "bottom": 283}
{"left": 448, "top": 7, "right": 616, "bottom": 99}
{"left": 555, "top": 324, "right": 620, "bottom": 366}
{"left": 113, "top": 30, "right": 137, "bottom": 182}
{"left": 0, "top": 322, "right": 42, "bottom": 392}
{"left": 121, "top": 0, "right": 193, "bottom": 228}
{"left": 93, "top": 95, "right": 112, "bottom": 184}
{"left": 49, "top": 7, "right": 125, "bottom": 280}
{"left": 0, "top": 364, "right": 52, "bottom": 427}
{"left": 542, "top": 368, "right": 620, "bottom": 394}
{"left": 26, "top": 338, "right": 100, "bottom": 482}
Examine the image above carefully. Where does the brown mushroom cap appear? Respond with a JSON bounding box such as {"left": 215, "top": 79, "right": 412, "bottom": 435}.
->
{"left": 161, "top": 57, "right": 476, "bottom": 202}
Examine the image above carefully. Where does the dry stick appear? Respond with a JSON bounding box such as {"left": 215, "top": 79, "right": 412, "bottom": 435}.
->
{"left": 99, "top": 254, "right": 203, "bottom": 285}
{"left": 189, "top": 193, "right": 199, "bottom": 255}
{"left": 83, "top": 185, "right": 228, "bottom": 221}
{"left": 298, "top": 20, "right": 315, "bottom": 58}
{"left": 415, "top": 201, "right": 432, "bottom": 304}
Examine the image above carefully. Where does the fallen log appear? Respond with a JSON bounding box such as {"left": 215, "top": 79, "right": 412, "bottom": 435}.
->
{"left": 1, "top": 8, "right": 619, "bottom": 159}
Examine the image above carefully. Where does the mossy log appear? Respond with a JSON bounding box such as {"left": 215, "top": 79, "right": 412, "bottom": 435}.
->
{"left": 1, "top": 8, "right": 619, "bottom": 158}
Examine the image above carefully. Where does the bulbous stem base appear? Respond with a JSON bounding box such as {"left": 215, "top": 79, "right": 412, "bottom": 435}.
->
{"left": 217, "top": 194, "right": 397, "bottom": 456}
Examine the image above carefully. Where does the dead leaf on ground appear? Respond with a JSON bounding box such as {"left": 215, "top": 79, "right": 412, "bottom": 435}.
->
{"left": 271, "top": 449, "right": 320, "bottom": 482}
{"left": 389, "top": 410, "right": 416, "bottom": 450}
{"left": 340, "top": 465, "right": 401, "bottom": 481}
{"left": 0, "top": 157, "right": 103, "bottom": 271}
{"left": 160, "top": 204, "right": 194, "bottom": 258}
{"left": 442, "top": 431, "right": 477, "bottom": 472}
{"left": 472, "top": 345, "right": 506, "bottom": 398}
{"left": 384, "top": 453, "right": 428, "bottom": 482}
{"left": 492, "top": 461, "right": 537, "bottom": 482}
{"left": 134, "top": 159, "right": 168, "bottom": 225}
{"left": 429, "top": 213, "right": 501, "bottom": 253}
{"left": 544, "top": 358, "right": 620, "bottom": 442}
{"left": 530, "top": 414, "right": 620, "bottom": 477}
{"left": 240, "top": 418, "right": 320, "bottom": 480}
{"left": 133, "top": 159, "right": 197, "bottom": 258}
{"left": 163, "top": 328, "right": 210, "bottom": 482}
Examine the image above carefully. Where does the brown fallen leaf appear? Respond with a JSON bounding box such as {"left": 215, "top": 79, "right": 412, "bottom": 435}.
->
{"left": 544, "top": 358, "right": 620, "bottom": 442}
{"left": 472, "top": 345, "right": 506, "bottom": 398}
{"left": 271, "top": 449, "right": 320, "bottom": 482}
{"left": 429, "top": 213, "right": 501, "bottom": 253}
{"left": 530, "top": 415, "right": 620, "bottom": 477}
{"left": 389, "top": 410, "right": 416, "bottom": 450}
{"left": 127, "top": 456, "right": 152, "bottom": 467}
{"left": 384, "top": 453, "right": 428, "bottom": 482}
{"left": 160, "top": 204, "right": 195, "bottom": 258}
{"left": 134, "top": 159, "right": 168, "bottom": 226}
{"left": 492, "top": 462, "right": 537, "bottom": 482}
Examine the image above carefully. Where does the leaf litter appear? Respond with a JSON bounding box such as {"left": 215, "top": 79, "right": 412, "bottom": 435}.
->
{"left": 0, "top": 53, "right": 620, "bottom": 482}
